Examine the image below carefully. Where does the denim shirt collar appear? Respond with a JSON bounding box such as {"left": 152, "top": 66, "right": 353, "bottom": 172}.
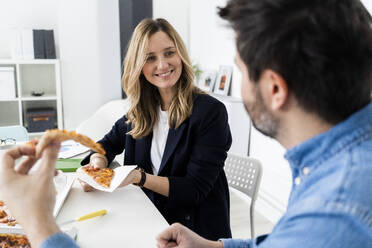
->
{"left": 285, "top": 101, "right": 372, "bottom": 175}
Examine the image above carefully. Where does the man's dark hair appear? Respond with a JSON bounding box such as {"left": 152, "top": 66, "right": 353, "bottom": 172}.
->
{"left": 219, "top": 0, "right": 372, "bottom": 123}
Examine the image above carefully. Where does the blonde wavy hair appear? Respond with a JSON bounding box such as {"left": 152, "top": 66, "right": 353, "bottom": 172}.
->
{"left": 122, "top": 18, "right": 202, "bottom": 139}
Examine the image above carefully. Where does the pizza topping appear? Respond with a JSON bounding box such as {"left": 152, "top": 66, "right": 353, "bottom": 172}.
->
{"left": 0, "top": 234, "right": 31, "bottom": 248}
{"left": 82, "top": 166, "right": 114, "bottom": 188}
{"left": 0, "top": 210, "right": 6, "bottom": 218}
{"left": 7, "top": 220, "right": 17, "bottom": 226}
{"left": 0, "top": 217, "right": 8, "bottom": 223}
{"left": 0, "top": 201, "right": 17, "bottom": 226}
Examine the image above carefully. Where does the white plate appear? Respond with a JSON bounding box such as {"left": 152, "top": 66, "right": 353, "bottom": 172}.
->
{"left": 0, "top": 226, "right": 25, "bottom": 235}
{"left": 76, "top": 165, "right": 136, "bottom": 192}
{"left": 53, "top": 172, "right": 75, "bottom": 216}
{"left": 0, "top": 172, "right": 75, "bottom": 232}
{"left": 0, "top": 226, "right": 78, "bottom": 241}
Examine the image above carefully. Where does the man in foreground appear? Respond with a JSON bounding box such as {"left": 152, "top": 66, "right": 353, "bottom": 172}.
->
{"left": 0, "top": 144, "right": 78, "bottom": 248}
{"left": 157, "top": 0, "right": 372, "bottom": 247}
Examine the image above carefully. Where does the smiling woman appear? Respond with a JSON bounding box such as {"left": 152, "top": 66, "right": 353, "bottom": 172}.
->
{"left": 141, "top": 31, "right": 183, "bottom": 110}
{"left": 79, "top": 18, "right": 233, "bottom": 240}
{"left": 122, "top": 18, "right": 197, "bottom": 139}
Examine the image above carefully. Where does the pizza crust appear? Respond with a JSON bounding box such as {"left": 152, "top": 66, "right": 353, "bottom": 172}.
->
{"left": 29, "top": 129, "right": 105, "bottom": 158}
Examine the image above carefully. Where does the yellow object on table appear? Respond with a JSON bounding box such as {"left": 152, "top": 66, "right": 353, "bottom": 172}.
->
{"left": 59, "top": 209, "right": 107, "bottom": 226}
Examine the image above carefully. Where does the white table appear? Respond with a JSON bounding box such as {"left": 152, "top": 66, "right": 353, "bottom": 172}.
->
{"left": 56, "top": 174, "right": 169, "bottom": 247}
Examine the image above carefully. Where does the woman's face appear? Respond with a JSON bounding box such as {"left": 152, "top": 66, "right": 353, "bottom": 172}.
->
{"left": 142, "top": 31, "right": 183, "bottom": 92}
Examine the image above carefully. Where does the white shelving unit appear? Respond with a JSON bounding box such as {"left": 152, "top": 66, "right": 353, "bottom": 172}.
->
{"left": 0, "top": 59, "right": 63, "bottom": 137}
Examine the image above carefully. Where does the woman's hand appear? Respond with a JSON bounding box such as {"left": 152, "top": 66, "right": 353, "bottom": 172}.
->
{"left": 79, "top": 153, "right": 108, "bottom": 192}
{"left": 119, "top": 169, "right": 141, "bottom": 188}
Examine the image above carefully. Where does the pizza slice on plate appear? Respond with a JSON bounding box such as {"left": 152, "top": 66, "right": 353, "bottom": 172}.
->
{"left": 0, "top": 233, "right": 30, "bottom": 248}
{"left": 0, "top": 201, "right": 30, "bottom": 247}
{"left": 82, "top": 166, "right": 114, "bottom": 188}
{"left": 0, "top": 201, "right": 17, "bottom": 226}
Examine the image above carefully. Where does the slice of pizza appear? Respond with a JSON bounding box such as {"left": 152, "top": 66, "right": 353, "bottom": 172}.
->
{"left": 0, "top": 233, "right": 30, "bottom": 248}
{"left": 82, "top": 165, "right": 114, "bottom": 188}
{"left": 30, "top": 129, "right": 105, "bottom": 158}
{"left": 0, "top": 201, "right": 17, "bottom": 226}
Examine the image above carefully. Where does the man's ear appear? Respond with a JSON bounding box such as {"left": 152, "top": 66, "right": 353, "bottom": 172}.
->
{"left": 259, "top": 69, "right": 288, "bottom": 110}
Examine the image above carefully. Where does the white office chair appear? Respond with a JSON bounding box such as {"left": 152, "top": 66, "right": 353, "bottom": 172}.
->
{"left": 76, "top": 99, "right": 130, "bottom": 142}
{"left": 75, "top": 99, "right": 130, "bottom": 164}
{"left": 224, "top": 152, "right": 262, "bottom": 238}
{"left": 0, "top": 125, "right": 29, "bottom": 143}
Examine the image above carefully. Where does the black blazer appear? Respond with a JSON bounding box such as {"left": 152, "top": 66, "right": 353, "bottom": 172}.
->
{"left": 81, "top": 93, "right": 232, "bottom": 240}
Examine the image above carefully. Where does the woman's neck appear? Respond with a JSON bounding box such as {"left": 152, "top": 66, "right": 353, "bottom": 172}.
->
{"left": 158, "top": 87, "right": 176, "bottom": 111}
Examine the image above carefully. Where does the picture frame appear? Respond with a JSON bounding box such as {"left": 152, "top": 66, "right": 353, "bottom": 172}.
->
{"left": 198, "top": 70, "right": 217, "bottom": 92}
{"left": 213, "top": 65, "right": 232, "bottom": 95}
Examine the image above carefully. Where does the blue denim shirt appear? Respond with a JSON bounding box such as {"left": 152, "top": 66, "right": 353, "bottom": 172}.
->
{"left": 40, "top": 232, "right": 79, "bottom": 248}
{"left": 221, "top": 101, "right": 372, "bottom": 248}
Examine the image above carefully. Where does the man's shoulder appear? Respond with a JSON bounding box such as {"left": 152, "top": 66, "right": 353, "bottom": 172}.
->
{"left": 289, "top": 140, "right": 372, "bottom": 230}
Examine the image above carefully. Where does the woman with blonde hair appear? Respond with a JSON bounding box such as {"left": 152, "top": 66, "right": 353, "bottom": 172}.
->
{"left": 80, "top": 18, "right": 232, "bottom": 240}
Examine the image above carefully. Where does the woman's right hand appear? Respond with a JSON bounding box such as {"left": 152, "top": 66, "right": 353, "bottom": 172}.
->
{"left": 79, "top": 154, "right": 107, "bottom": 192}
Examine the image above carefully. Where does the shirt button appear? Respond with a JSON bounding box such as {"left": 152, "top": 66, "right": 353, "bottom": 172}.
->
{"left": 185, "top": 215, "right": 191, "bottom": 221}
{"left": 294, "top": 177, "right": 301, "bottom": 185}
{"left": 303, "top": 167, "right": 310, "bottom": 175}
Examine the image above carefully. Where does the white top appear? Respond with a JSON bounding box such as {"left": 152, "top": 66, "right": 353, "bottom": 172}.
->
{"left": 151, "top": 107, "right": 169, "bottom": 175}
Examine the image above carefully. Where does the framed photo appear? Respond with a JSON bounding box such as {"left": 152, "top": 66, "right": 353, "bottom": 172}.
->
{"left": 213, "top": 65, "right": 232, "bottom": 95}
{"left": 198, "top": 70, "right": 217, "bottom": 92}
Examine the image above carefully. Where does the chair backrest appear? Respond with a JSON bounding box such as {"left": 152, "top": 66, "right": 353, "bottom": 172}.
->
{"left": 224, "top": 153, "right": 262, "bottom": 202}
{"left": 224, "top": 152, "right": 262, "bottom": 238}
{"left": 0, "top": 125, "right": 29, "bottom": 142}
{"left": 76, "top": 99, "right": 130, "bottom": 142}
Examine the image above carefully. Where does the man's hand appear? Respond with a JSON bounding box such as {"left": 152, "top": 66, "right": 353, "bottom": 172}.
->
{"left": 0, "top": 143, "right": 62, "bottom": 248}
{"left": 156, "top": 223, "right": 223, "bottom": 248}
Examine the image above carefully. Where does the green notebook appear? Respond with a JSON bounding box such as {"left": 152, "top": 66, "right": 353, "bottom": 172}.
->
{"left": 56, "top": 158, "right": 82, "bottom": 172}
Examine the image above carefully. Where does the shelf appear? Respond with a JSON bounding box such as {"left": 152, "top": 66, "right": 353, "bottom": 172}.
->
{"left": 0, "top": 98, "right": 19, "bottom": 102}
{"left": 210, "top": 93, "right": 242, "bottom": 103}
{"left": 0, "top": 96, "right": 58, "bottom": 101}
{"left": 21, "top": 95, "right": 57, "bottom": 101}
{"left": 0, "top": 60, "right": 63, "bottom": 132}
{"left": 29, "top": 132, "right": 45, "bottom": 137}
{"left": 0, "top": 59, "right": 59, "bottom": 65}
{"left": 20, "top": 64, "right": 57, "bottom": 97}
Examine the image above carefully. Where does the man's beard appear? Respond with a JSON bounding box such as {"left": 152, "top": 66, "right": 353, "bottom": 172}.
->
{"left": 244, "top": 89, "right": 279, "bottom": 139}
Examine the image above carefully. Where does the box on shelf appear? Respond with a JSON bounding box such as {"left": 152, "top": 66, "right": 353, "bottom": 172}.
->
{"left": 26, "top": 107, "right": 56, "bottom": 132}
{"left": 0, "top": 67, "right": 16, "bottom": 99}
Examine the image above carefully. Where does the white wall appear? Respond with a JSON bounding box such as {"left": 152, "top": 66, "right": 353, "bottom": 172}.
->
{"left": 153, "top": 0, "right": 242, "bottom": 98}
{"left": 0, "top": 0, "right": 122, "bottom": 130}
{"left": 153, "top": 0, "right": 190, "bottom": 50}
{"left": 361, "top": 0, "right": 372, "bottom": 14}
{"left": 189, "top": 0, "right": 242, "bottom": 98}
{"left": 58, "top": 0, "right": 122, "bottom": 129}
{"left": 250, "top": 128, "right": 291, "bottom": 223}
{"left": 0, "top": 0, "right": 59, "bottom": 58}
